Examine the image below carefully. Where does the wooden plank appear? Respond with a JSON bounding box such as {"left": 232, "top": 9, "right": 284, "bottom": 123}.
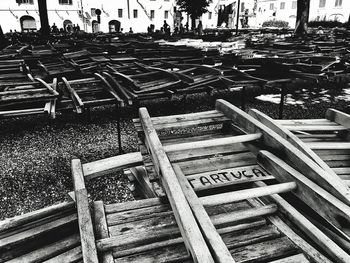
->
{"left": 178, "top": 151, "right": 257, "bottom": 175}
{"left": 216, "top": 99, "right": 350, "bottom": 205}
{"left": 307, "top": 142, "right": 350, "bottom": 150}
{"left": 6, "top": 234, "right": 80, "bottom": 263}
{"left": 104, "top": 198, "right": 165, "bottom": 214}
{"left": 71, "top": 159, "right": 98, "bottom": 263}
{"left": 163, "top": 133, "right": 261, "bottom": 153}
{"left": 174, "top": 165, "right": 235, "bottom": 263}
{"left": 199, "top": 182, "right": 296, "bottom": 207}
{"left": 186, "top": 165, "right": 274, "bottom": 191}
{"left": 249, "top": 109, "right": 337, "bottom": 175}
{"left": 44, "top": 246, "right": 82, "bottom": 263}
{"left": 138, "top": 107, "right": 214, "bottom": 263}
{"left": 0, "top": 202, "right": 74, "bottom": 233}
{"left": 62, "top": 77, "right": 84, "bottom": 114}
{"left": 0, "top": 214, "right": 77, "bottom": 250}
{"left": 283, "top": 125, "right": 347, "bottom": 131}
{"left": 326, "top": 108, "right": 350, "bottom": 129}
{"left": 254, "top": 180, "right": 350, "bottom": 263}
{"left": 35, "top": 78, "right": 60, "bottom": 96}
{"left": 94, "top": 73, "right": 124, "bottom": 106}
{"left": 93, "top": 201, "right": 113, "bottom": 263}
{"left": 267, "top": 254, "right": 309, "bottom": 263}
{"left": 82, "top": 152, "right": 143, "bottom": 180}
{"left": 100, "top": 205, "right": 277, "bottom": 251}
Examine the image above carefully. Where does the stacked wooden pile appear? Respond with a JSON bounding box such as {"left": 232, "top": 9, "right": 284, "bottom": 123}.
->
{"left": 1, "top": 100, "right": 350, "bottom": 262}
{"left": 0, "top": 78, "right": 58, "bottom": 119}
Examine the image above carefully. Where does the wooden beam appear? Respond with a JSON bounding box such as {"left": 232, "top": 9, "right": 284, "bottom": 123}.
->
{"left": 93, "top": 201, "right": 113, "bottom": 263}
{"left": 174, "top": 165, "right": 235, "bottom": 263}
{"left": 164, "top": 133, "right": 261, "bottom": 153}
{"left": 258, "top": 150, "right": 350, "bottom": 237}
{"left": 249, "top": 109, "right": 337, "bottom": 178}
{"left": 139, "top": 107, "right": 214, "bottom": 263}
{"left": 71, "top": 159, "right": 99, "bottom": 263}
{"left": 326, "top": 109, "right": 350, "bottom": 129}
{"left": 82, "top": 152, "right": 143, "bottom": 180}
{"left": 200, "top": 182, "right": 296, "bottom": 207}
{"left": 216, "top": 99, "right": 350, "bottom": 205}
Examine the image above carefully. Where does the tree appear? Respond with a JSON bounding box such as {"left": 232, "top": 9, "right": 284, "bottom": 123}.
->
{"left": 38, "top": 0, "right": 50, "bottom": 36}
{"left": 176, "top": 0, "right": 212, "bottom": 29}
{"left": 294, "top": 0, "right": 310, "bottom": 35}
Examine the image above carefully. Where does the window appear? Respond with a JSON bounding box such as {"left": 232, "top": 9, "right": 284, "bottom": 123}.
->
{"left": 269, "top": 3, "right": 274, "bottom": 10}
{"left": 59, "top": 0, "right": 72, "bottom": 5}
{"left": 164, "top": 11, "right": 168, "bottom": 19}
{"left": 319, "top": 0, "right": 326, "bottom": 7}
{"left": 150, "top": 10, "right": 155, "bottom": 19}
{"left": 241, "top": 2, "right": 245, "bottom": 12}
{"left": 335, "top": 0, "right": 342, "bottom": 6}
{"left": 17, "top": 0, "right": 34, "bottom": 4}
{"left": 91, "top": 8, "right": 96, "bottom": 16}
{"left": 133, "top": 9, "right": 138, "bottom": 18}
{"left": 208, "top": 12, "right": 212, "bottom": 19}
{"left": 280, "top": 2, "right": 285, "bottom": 9}
{"left": 292, "top": 1, "right": 297, "bottom": 9}
{"left": 118, "top": 9, "right": 123, "bottom": 18}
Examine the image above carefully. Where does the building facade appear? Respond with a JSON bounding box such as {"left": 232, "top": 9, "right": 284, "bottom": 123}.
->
{"left": 0, "top": 0, "right": 349, "bottom": 33}
{"left": 1, "top": 0, "right": 84, "bottom": 33}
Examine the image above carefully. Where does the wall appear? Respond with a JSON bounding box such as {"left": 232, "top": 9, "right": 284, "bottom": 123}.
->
{"left": 81, "top": 0, "right": 178, "bottom": 33}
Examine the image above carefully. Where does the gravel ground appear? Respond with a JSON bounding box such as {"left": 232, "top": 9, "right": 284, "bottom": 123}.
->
{"left": 0, "top": 88, "right": 349, "bottom": 220}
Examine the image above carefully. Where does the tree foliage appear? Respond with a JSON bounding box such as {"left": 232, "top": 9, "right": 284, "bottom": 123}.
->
{"left": 176, "top": 0, "right": 212, "bottom": 20}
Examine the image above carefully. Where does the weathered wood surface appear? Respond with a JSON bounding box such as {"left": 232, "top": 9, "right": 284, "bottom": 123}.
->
{"left": 71, "top": 159, "right": 98, "bottom": 263}
{"left": 216, "top": 99, "right": 350, "bottom": 205}
{"left": 138, "top": 107, "right": 214, "bottom": 262}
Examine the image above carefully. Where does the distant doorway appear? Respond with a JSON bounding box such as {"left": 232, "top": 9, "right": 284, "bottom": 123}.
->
{"left": 92, "top": 20, "right": 100, "bottom": 33}
{"left": 63, "top": 19, "right": 73, "bottom": 32}
{"left": 109, "top": 20, "right": 121, "bottom": 32}
{"left": 20, "top": 15, "right": 36, "bottom": 32}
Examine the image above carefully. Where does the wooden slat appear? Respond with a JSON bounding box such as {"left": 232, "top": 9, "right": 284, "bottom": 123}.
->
{"left": 174, "top": 165, "right": 235, "bottom": 263}
{"left": 216, "top": 99, "right": 350, "bottom": 205}
{"left": 200, "top": 182, "right": 296, "bottom": 207}
{"left": 268, "top": 254, "right": 309, "bottom": 262}
{"left": 82, "top": 152, "right": 143, "bottom": 180}
{"left": 326, "top": 108, "right": 350, "bottom": 129}
{"left": 186, "top": 164, "right": 274, "bottom": 191}
{"left": 0, "top": 214, "right": 77, "bottom": 250}
{"left": 307, "top": 142, "right": 350, "bottom": 150}
{"left": 0, "top": 202, "right": 74, "bottom": 233}
{"left": 44, "top": 246, "right": 82, "bottom": 263}
{"left": 6, "top": 234, "right": 80, "bottom": 263}
{"left": 71, "top": 159, "right": 98, "bottom": 263}
{"left": 138, "top": 107, "right": 214, "bottom": 263}
{"left": 93, "top": 201, "right": 113, "bottom": 263}
{"left": 164, "top": 133, "right": 261, "bottom": 153}
{"left": 249, "top": 109, "right": 338, "bottom": 180}
{"left": 283, "top": 125, "right": 347, "bottom": 131}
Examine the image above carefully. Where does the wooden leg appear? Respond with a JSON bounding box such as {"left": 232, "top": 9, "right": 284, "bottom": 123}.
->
{"left": 279, "top": 86, "right": 285, "bottom": 119}
{"left": 116, "top": 104, "right": 123, "bottom": 154}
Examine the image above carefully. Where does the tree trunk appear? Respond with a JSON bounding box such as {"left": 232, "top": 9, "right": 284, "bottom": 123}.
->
{"left": 0, "top": 25, "right": 7, "bottom": 50}
{"left": 191, "top": 16, "right": 196, "bottom": 30}
{"left": 294, "top": 0, "right": 310, "bottom": 36}
{"left": 38, "top": 0, "right": 50, "bottom": 36}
